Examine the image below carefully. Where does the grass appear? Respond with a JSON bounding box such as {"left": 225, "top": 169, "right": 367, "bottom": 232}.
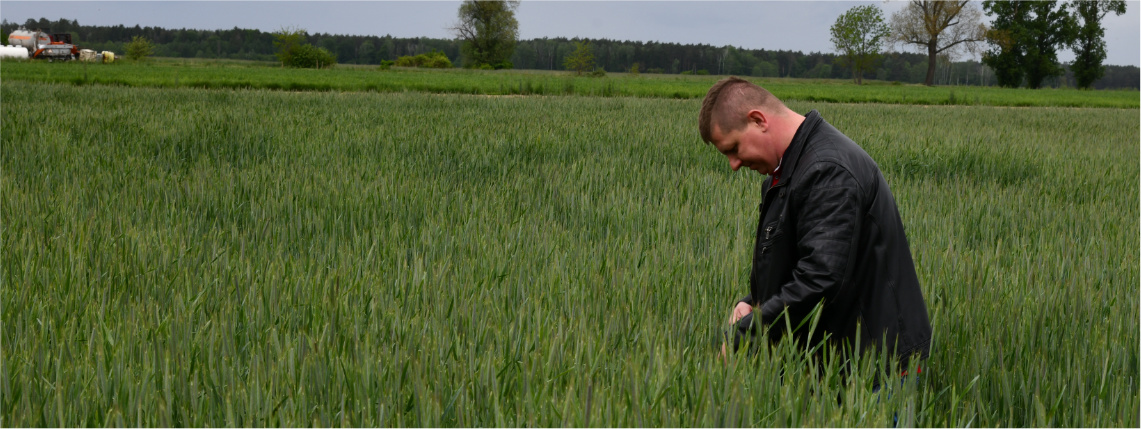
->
{"left": 1, "top": 80, "right": 1137, "bottom": 426}
{"left": 1, "top": 58, "right": 1138, "bottom": 108}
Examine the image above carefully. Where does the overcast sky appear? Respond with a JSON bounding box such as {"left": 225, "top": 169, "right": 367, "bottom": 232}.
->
{"left": 2, "top": 1, "right": 1138, "bottom": 66}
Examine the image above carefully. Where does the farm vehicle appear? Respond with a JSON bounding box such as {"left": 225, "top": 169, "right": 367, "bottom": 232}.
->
{"left": 3, "top": 27, "right": 115, "bottom": 62}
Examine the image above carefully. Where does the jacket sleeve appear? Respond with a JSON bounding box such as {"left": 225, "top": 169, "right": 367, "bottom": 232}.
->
{"left": 758, "top": 162, "right": 863, "bottom": 326}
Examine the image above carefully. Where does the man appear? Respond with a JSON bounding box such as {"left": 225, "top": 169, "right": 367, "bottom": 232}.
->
{"left": 700, "top": 77, "right": 931, "bottom": 370}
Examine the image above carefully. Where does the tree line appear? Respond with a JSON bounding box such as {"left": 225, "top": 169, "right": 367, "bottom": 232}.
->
{"left": 2, "top": 16, "right": 1136, "bottom": 89}
{"left": 826, "top": 0, "right": 1131, "bottom": 89}
{"left": 980, "top": 0, "right": 1128, "bottom": 89}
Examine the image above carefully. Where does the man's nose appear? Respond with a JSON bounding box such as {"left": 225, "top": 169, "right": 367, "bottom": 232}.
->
{"left": 728, "top": 156, "right": 742, "bottom": 171}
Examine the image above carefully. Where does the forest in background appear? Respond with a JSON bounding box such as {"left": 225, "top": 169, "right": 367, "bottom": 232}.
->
{"left": 3, "top": 17, "right": 1137, "bottom": 89}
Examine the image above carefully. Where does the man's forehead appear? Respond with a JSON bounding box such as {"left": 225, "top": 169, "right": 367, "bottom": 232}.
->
{"left": 709, "top": 124, "right": 736, "bottom": 152}
{"left": 707, "top": 123, "right": 734, "bottom": 143}
{"left": 710, "top": 122, "right": 728, "bottom": 140}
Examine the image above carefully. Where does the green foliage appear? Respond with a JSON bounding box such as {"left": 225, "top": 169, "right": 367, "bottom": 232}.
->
{"left": 452, "top": 0, "right": 519, "bottom": 69}
{"left": 751, "top": 61, "right": 777, "bottom": 77}
{"left": 272, "top": 27, "right": 306, "bottom": 67}
{"left": 272, "top": 27, "right": 336, "bottom": 69}
{"left": 564, "top": 41, "right": 595, "bottom": 76}
{"left": 287, "top": 44, "right": 337, "bottom": 69}
{"left": 272, "top": 27, "right": 337, "bottom": 69}
{"left": 125, "top": 36, "right": 155, "bottom": 61}
{"left": 982, "top": 23, "right": 1025, "bottom": 86}
{"left": 394, "top": 51, "right": 453, "bottom": 69}
{"left": 807, "top": 63, "right": 833, "bottom": 79}
{"left": 830, "top": 4, "right": 890, "bottom": 85}
{"left": 378, "top": 60, "right": 395, "bottom": 70}
{"left": 1020, "top": 1, "right": 1077, "bottom": 89}
{"left": 1, "top": 80, "right": 1138, "bottom": 426}
{"left": 982, "top": 1, "right": 1078, "bottom": 89}
{"left": 628, "top": 62, "right": 640, "bottom": 76}
{"left": 588, "top": 68, "right": 606, "bottom": 78}
{"left": 272, "top": 26, "right": 335, "bottom": 68}
{"left": 393, "top": 55, "right": 414, "bottom": 67}
{"left": 1071, "top": 0, "right": 1127, "bottom": 89}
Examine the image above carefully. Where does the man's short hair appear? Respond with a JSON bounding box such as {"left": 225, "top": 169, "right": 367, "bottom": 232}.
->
{"left": 699, "top": 77, "right": 786, "bottom": 144}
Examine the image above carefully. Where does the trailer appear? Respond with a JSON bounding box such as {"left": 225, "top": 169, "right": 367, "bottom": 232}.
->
{"left": 7, "top": 27, "right": 78, "bottom": 61}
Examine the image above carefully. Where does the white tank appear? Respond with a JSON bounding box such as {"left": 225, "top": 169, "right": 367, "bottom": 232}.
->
{"left": 0, "top": 45, "right": 29, "bottom": 59}
{"left": 7, "top": 29, "right": 50, "bottom": 51}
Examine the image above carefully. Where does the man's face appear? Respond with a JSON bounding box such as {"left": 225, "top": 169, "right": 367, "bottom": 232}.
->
{"left": 709, "top": 112, "right": 780, "bottom": 175}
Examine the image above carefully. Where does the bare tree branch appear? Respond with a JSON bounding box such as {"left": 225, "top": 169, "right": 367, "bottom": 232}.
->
{"left": 889, "top": 0, "right": 988, "bottom": 85}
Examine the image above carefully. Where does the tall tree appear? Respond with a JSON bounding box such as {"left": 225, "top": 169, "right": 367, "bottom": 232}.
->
{"left": 125, "top": 36, "right": 155, "bottom": 61}
{"left": 981, "top": 1, "right": 1028, "bottom": 87}
{"left": 563, "top": 40, "right": 595, "bottom": 75}
{"left": 273, "top": 27, "right": 307, "bottom": 67}
{"left": 830, "top": 4, "right": 890, "bottom": 85}
{"left": 982, "top": 1, "right": 1077, "bottom": 89}
{"left": 450, "top": 0, "right": 519, "bottom": 69}
{"left": 890, "top": 1, "right": 987, "bottom": 86}
{"left": 1071, "top": 0, "right": 1127, "bottom": 89}
{"left": 1021, "top": 1, "right": 1078, "bottom": 89}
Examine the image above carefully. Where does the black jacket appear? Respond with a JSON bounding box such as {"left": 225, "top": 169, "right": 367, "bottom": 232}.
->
{"left": 736, "top": 110, "right": 931, "bottom": 363}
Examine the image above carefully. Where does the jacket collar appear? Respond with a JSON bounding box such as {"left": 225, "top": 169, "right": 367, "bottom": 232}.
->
{"left": 773, "top": 109, "right": 823, "bottom": 187}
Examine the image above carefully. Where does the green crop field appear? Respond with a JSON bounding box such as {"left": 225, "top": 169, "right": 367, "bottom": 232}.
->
{"left": 2, "top": 59, "right": 1139, "bottom": 108}
{"left": 1, "top": 76, "right": 1137, "bottom": 427}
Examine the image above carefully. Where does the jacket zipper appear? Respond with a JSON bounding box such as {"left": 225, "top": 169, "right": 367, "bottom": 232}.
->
{"left": 759, "top": 181, "right": 786, "bottom": 227}
{"left": 757, "top": 181, "right": 787, "bottom": 255}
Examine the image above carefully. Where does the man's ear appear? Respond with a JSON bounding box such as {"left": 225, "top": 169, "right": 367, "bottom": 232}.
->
{"left": 746, "top": 109, "right": 768, "bottom": 131}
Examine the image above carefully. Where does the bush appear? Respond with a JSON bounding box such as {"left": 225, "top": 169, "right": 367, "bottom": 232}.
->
{"left": 273, "top": 27, "right": 306, "bottom": 67}
{"left": 424, "top": 52, "right": 453, "bottom": 68}
{"left": 589, "top": 68, "right": 607, "bottom": 78}
{"left": 285, "top": 44, "right": 336, "bottom": 69}
{"left": 378, "top": 60, "right": 395, "bottom": 70}
{"left": 125, "top": 36, "right": 155, "bottom": 61}
{"left": 394, "top": 55, "right": 416, "bottom": 67}
{"left": 696, "top": 69, "right": 710, "bottom": 75}
{"left": 394, "top": 51, "right": 453, "bottom": 69}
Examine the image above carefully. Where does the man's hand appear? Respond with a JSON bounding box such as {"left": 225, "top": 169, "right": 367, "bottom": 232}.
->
{"left": 722, "top": 301, "right": 755, "bottom": 363}
{"left": 730, "top": 301, "right": 753, "bottom": 324}
{"left": 721, "top": 301, "right": 757, "bottom": 362}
